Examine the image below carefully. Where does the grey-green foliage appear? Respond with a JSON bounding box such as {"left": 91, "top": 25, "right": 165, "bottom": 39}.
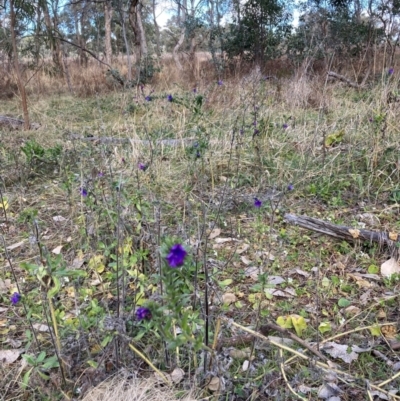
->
{"left": 288, "top": 6, "right": 384, "bottom": 67}
{"left": 222, "top": 0, "right": 293, "bottom": 63}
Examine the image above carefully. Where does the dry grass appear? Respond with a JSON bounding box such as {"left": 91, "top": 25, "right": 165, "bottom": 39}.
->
{"left": 82, "top": 375, "right": 196, "bottom": 401}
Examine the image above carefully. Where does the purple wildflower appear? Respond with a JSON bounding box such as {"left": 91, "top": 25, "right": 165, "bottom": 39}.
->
{"left": 136, "top": 307, "right": 151, "bottom": 321}
{"left": 193, "top": 88, "right": 197, "bottom": 93}
{"left": 98, "top": 171, "right": 104, "bottom": 177}
{"left": 10, "top": 292, "right": 21, "bottom": 305}
{"left": 196, "top": 150, "right": 201, "bottom": 158}
{"left": 283, "top": 123, "right": 288, "bottom": 129}
{"left": 138, "top": 162, "right": 147, "bottom": 171}
{"left": 253, "top": 121, "right": 257, "bottom": 126}
{"left": 167, "top": 94, "right": 173, "bottom": 102}
{"left": 254, "top": 198, "right": 262, "bottom": 208}
{"left": 254, "top": 129, "right": 260, "bottom": 136}
{"left": 369, "top": 117, "right": 373, "bottom": 122}
{"left": 287, "top": 183, "right": 294, "bottom": 191}
{"left": 80, "top": 188, "right": 88, "bottom": 197}
{"left": 388, "top": 68, "right": 394, "bottom": 75}
{"left": 239, "top": 129, "right": 244, "bottom": 135}
{"left": 166, "top": 244, "right": 187, "bottom": 268}
{"left": 217, "top": 80, "right": 223, "bottom": 86}
{"left": 145, "top": 96, "right": 152, "bottom": 102}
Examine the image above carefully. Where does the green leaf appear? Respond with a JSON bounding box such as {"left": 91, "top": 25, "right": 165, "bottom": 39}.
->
{"left": 36, "top": 351, "right": 46, "bottom": 363}
{"left": 47, "top": 276, "right": 61, "bottom": 298}
{"left": 291, "top": 315, "right": 307, "bottom": 337}
{"left": 218, "top": 279, "right": 233, "bottom": 288}
{"left": 37, "top": 371, "right": 50, "bottom": 380}
{"left": 87, "top": 360, "right": 98, "bottom": 368}
{"left": 321, "top": 277, "right": 330, "bottom": 287}
{"left": 368, "top": 264, "right": 379, "bottom": 274}
{"left": 22, "top": 354, "right": 36, "bottom": 366}
{"left": 22, "top": 368, "right": 33, "bottom": 389}
{"left": 338, "top": 298, "right": 351, "bottom": 308}
{"left": 325, "top": 130, "right": 344, "bottom": 147}
{"left": 101, "top": 334, "right": 113, "bottom": 347}
{"left": 42, "top": 355, "right": 59, "bottom": 369}
{"left": 318, "top": 322, "right": 332, "bottom": 334}
{"left": 276, "top": 315, "right": 293, "bottom": 329}
{"left": 369, "top": 325, "right": 381, "bottom": 337}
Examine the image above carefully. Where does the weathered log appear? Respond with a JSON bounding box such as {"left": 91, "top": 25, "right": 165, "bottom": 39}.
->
{"left": 327, "top": 71, "right": 362, "bottom": 89}
{"left": 284, "top": 213, "right": 399, "bottom": 249}
{"left": 0, "top": 115, "right": 40, "bottom": 130}
{"left": 65, "top": 132, "right": 197, "bottom": 146}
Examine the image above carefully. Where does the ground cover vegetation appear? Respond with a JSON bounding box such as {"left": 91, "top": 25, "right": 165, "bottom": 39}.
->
{"left": 2, "top": 0, "right": 400, "bottom": 400}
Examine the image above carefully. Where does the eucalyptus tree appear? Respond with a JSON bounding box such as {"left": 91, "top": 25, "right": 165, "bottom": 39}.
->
{"left": 223, "top": 0, "right": 293, "bottom": 64}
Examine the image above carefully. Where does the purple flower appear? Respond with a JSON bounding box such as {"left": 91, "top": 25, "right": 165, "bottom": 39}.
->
{"left": 369, "top": 117, "right": 373, "bottom": 122}
{"left": 287, "top": 183, "right": 294, "bottom": 191}
{"left": 98, "top": 171, "right": 104, "bottom": 177}
{"left": 196, "top": 150, "right": 201, "bottom": 158}
{"left": 167, "top": 94, "right": 173, "bottom": 102}
{"left": 145, "top": 96, "right": 152, "bottom": 102}
{"left": 283, "top": 123, "right": 288, "bottom": 129}
{"left": 254, "top": 198, "right": 262, "bottom": 208}
{"left": 10, "top": 292, "right": 21, "bottom": 305}
{"left": 254, "top": 129, "right": 260, "bottom": 136}
{"left": 217, "top": 80, "right": 223, "bottom": 86}
{"left": 239, "top": 129, "right": 244, "bottom": 135}
{"left": 136, "top": 307, "right": 151, "bottom": 321}
{"left": 388, "top": 68, "right": 394, "bottom": 75}
{"left": 253, "top": 121, "right": 257, "bottom": 126}
{"left": 193, "top": 88, "right": 197, "bottom": 93}
{"left": 80, "top": 188, "right": 88, "bottom": 197}
{"left": 138, "top": 163, "right": 147, "bottom": 171}
{"left": 166, "top": 244, "right": 187, "bottom": 268}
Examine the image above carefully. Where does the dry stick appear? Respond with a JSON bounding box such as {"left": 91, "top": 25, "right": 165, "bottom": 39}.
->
{"left": 278, "top": 347, "right": 308, "bottom": 401}
{"left": 284, "top": 322, "right": 397, "bottom": 367}
{"left": 379, "top": 370, "right": 400, "bottom": 387}
{"left": 222, "top": 318, "right": 400, "bottom": 400}
{"left": 259, "top": 322, "right": 328, "bottom": 361}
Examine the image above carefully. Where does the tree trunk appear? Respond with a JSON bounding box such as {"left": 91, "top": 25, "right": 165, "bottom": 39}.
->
{"left": 173, "top": 0, "right": 187, "bottom": 70}
{"left": 129, "top": 0, "right": 148, "bottom": 65}
{"left": 116, "top": 0, "right": 132, "bottom": 81}
{"left": 42, "top": 1, "right": 63, "bottom": 71}
{"left": 9, "top": 0, "right": 30, "bottom": 130}
{"left": 104, "top": 0, "right": 113, "bottom": 64}
{"left": 136, "top": 3, "right": 148, "bottom": 59}
{"left": 152, "top": 0, "right": 161, "bottom": 56}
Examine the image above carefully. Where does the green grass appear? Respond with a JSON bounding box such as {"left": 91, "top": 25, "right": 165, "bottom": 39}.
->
{"left": 1, "top": 76, "right": 400, "bottom": 400}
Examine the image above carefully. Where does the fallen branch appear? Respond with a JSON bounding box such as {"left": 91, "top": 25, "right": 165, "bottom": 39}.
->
{"left": 65, "top": 132, "right": 197, "bottom": 146}
{"left": 327, "top": 71, "right": 362, "bottom": 88}
{"left": 284, "top": 213, "right": 398, "bottom": 250}
{"left": 0, "top": 115, "right": 40, "bottom": 130}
